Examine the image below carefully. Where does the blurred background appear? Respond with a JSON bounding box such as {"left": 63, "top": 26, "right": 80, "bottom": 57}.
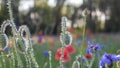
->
{"left": 1, "top": 0, "right": 120, "bottom": 68}
{"left": 0, "top": 0, "right": 120, "bottom": 35}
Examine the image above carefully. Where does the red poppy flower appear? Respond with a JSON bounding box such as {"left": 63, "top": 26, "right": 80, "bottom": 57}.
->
{"left": 85, "top": 54, "right": 92, "bottom": 59}
{"left": 65, "top": 45, "right": 76, "bottom": 54}
{"left": 55, "top": 48, "right": 71, "bottom": 62}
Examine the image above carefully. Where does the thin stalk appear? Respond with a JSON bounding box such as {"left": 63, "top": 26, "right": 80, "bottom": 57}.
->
{"left": 49, "top": 51, "right": 52, "bottom": 68}
{"left": 7, "top": 0, "right": 18, "bottom": 33}
{"left": 80, "top": 13, "right": 87, "bottom": 68}
{"left": 0, "top": 55, "right": 2, "bottom": 68}
{"left": 89, "top": 55, "right": 95, "bottom": 68}
{"left": 60, "top": 46, "right": 65, "bottom": 68}
{"left": 81, "top": 16, "right": 87, "bottom": 55}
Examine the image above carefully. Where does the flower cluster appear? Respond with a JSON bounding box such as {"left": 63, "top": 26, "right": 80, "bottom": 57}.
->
{"left": 85, "top": 41, "right": 101, "bottom": 59}
{"left": 99, "top": 53, "right": 120, "bottom": 68}
{"left": 55, "top": 45, "right": 75, "bottom": 62}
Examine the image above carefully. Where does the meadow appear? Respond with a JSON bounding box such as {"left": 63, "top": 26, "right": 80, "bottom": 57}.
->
{"left": 32, "top": 33, "right": 120, "bottom": 68}
{"left": 1, "top": 0, "right": 120, "bottom": 68}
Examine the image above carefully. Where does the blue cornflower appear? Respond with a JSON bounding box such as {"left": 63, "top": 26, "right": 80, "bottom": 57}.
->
{"left": 3, "top": 45, "right": 10, "bottom": 51}
{"left": 43, "top": 51, "right": 49, "bottom": 56}
{"left": 86, "top": 48, "right": 92, "bottom": 55}
{"left": 99, "top": 53, "right": 112, "bottom": 67}
{"left": 81, "top": 57, "right": 86, "bottom": 62}
{"left": 99, "top": 53, "right": 117, "bottom": 67}
{"left": 76, "top": 40, "right": 82, "bottom": 46}
{"left": 87, "top": 41, "right": 101, "bottom": 52}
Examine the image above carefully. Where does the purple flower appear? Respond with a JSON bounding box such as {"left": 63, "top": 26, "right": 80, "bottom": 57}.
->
{"left": 76, "top": 40, "right": 82, "bottom": 46}
{"left": 99, "top": 53, "right": 117, "bottom": 67}
{"left": 82, "top": 57, "right": 86, "bottom": 62}
{"left": 3, "top": 45, "right": 10, "bottom": 51}
{"left": 43, "top": 51, "right": 49, "bottom": 56}
{"left": 86, "top": 48, "right": 92, "bottom": 55}
{"left": 87, "top": 41, "right": 101, "bottom": 52}
{"left": 99, "top": 53, "right": 112, "bottom": 67}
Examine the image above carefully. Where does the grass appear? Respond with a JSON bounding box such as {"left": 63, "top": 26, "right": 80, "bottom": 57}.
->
{"left": 0, "top": 33, "right": 120, "bottom": 68}
{"left": 32, "top": 33, "right": 120, "bottom": 68}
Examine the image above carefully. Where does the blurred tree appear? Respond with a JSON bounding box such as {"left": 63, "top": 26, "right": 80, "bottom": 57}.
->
{"left": 52, "top": 0, "right": 66, "bottom": 35}
{"left": 99, "top": 0, "right": 120, "bottom": 32}
{"left": 29, "top": 0, "right": 55, "bottom": 35}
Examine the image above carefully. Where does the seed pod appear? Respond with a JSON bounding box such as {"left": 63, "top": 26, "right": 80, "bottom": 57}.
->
{"left": 60, "top": 31, "right": 72, "bottom": 46}
{"left": 82, "top": 9, "right": 88, "bottom": 17}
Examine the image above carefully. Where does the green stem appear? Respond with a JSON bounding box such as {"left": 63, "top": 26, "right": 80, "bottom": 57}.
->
{"left": 0, "top": 55, "right": 2, "bottom": 68}
{"left": 80, "top": 16, "right": 87, "bottom": 68}
{"left": 81, "top": 16, "right": 87, "bottom": 55}
{"left": 89, "top": 55, "right": 95, "bottom": 68}
{"left": 49, "top": 51, "right": 52, "bottom": 68}
{"left": 60, "top": 46, "right": 65, "bottom": 68}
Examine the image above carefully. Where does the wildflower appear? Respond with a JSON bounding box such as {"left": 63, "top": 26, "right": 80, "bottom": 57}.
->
{"left": 43, "top": 50, "right": 49, "bottom": 56}
{"left": 85, "top": 54, "right": 92, "bottom": 60}
{"left": 3, "top": 45, "right": 10, "bottom": 51}
{"left": 99, "top": 53, "right": 116, "bottom": 68}
{"left": 65, "top": 45, "right": 76, "bottom": 54}
{"left": 87, "top": 41, "right": 101, "bottom": 52}
{"left": 76, "top": 40, "right": 82, "bottom": 46}
{"left": 86, "top": 48, "right": 92, "bottom": 55}
{"left": 55, "top": 48, "right": 71, "bottom": 62}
